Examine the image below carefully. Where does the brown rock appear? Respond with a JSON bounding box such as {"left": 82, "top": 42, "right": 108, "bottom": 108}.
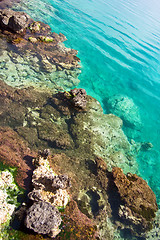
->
{"left": 56, "top": 200, "right": 98, "bottom": 240}
{"left": 112, "top": 167, "right": 158, "bottom": 235}
{"left": 95, "top": 156, "right": 108, "bottom": 190}
{"left": 0, "top": 9, "right": 30, "bottom": 33}
{"left": 0, "top": 126, "right": 36, "bottom": 189}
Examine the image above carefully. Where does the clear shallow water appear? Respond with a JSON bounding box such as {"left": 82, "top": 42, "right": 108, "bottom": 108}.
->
{"left": 13, "top": 0, "right": 160, "bottom": 206}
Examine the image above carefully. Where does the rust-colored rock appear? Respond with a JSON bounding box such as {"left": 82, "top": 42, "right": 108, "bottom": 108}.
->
{"left": 56, "top": 200, "right": 98, "bottom": 240}
{"left": 112, "top": 167, "right": 158, "bottom": 235}
{"left": 0, "top": 126, "right": 36, "bottom": 189}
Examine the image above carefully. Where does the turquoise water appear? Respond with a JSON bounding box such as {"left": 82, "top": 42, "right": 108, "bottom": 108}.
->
{"left": 14, "top": 0, "right": 160, "bottom": 206}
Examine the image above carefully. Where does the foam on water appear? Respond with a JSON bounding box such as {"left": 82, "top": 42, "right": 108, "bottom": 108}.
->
{"left": 13, "top": 0, "right": 160, "bottom": 206}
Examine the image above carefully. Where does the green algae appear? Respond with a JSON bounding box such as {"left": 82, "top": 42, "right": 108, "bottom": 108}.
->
{"left": 0, "top": 162, "right": 25, "bottom": 240}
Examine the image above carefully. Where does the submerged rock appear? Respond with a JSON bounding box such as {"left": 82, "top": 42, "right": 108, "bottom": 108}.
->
{"left": 107, "top": 94, "right": 141, "bottom": 129}
{"left": 25, "top": 201, "right": 62, "bottom": 237}
{"left": 0, "top": 9, "right": 30, "bottom": 33}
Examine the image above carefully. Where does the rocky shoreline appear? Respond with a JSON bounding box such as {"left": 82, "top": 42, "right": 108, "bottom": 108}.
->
{"left": 0, "top": 8, "right": 159, "bottom": 240}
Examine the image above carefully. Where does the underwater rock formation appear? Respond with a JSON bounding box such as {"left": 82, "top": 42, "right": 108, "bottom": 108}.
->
{"left": 25, "top": 201, "right": 62, "bottom": 238}
{"left": 0, "top": 9, "right": 30, "bottom": 33}
{"left": 111, "top": 167, "right": 158, "bottom": 235}
{"left": 107, "top": 94, "right": 141, "bottom": 129}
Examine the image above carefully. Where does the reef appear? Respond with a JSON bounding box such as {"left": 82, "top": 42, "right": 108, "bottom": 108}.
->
{"left": 0, "top": 9, "right": 81, "bottom": 90}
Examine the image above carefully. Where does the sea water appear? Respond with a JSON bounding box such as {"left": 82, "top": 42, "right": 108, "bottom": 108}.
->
{"left": 13, "top": 0, "right": 160, "bottom": 206}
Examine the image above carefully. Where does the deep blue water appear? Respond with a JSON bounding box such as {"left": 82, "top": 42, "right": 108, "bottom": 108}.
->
{"left": 14, "top": 0, "right": 160, "bottom": 206}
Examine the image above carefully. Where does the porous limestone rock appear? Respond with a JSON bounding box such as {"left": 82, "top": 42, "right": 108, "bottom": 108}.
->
{"left": 25, "top": 201, "right": 62, "bottom": 237}
{"left": 146, "top": 210, "right": 160, "bottom": 240}
{"left": 28, "top": 149, "right": 71, "bottom": 208}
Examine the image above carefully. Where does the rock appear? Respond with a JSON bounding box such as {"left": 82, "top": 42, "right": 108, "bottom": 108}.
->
{"left": 0, "top": 126, "right": 36, "bottom": 190}
{"left": 112, "top": 167, "right": 158, "bottom": 235}
{"left": 28, "top": 150, "right": 70, "bottom": 208}
{"left": 39, "top": 35, "right": 54, "bottom": 42}
{"left": 25, "top": 201, "right": 62, "bottom": 237}
{"left": 140, "top": 142, "right": 153, "bottom": 151}
{"left": 60, "top": 200, "right": 98, "bottom": 239}
{"left": 107, "top": 94, "right": 141, "bottom": 129}
{"left": 52, "top": 88, "right": 87, "bottom": 113}
{"left": 29, "top": 21, "right": 41, "bottom": 32}
{"left": 0, "top": 9, "right": 30, "bottom": 33}
{"left": 52, "top": 174, "right": 71, "bottom": 190}
{"left": 0, "top": 169, "right": 21, "bottom": 226}
{"left": 28, "top": 37, "right": 37, "bottom": 43}
{"left": 146, "top": 210, "right": 160, "bottom": 240}
{"left": 69, "top": 88, "right": 87, "bottom": 110}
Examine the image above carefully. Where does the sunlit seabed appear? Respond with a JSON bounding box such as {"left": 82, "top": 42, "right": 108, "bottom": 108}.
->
{"left": 10, "top": 0, "right": 160, "bottom": 207}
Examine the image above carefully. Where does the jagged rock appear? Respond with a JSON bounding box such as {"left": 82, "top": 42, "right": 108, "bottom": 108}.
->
{"left": 52, "top": 174, "right": 71, "bottom": 190}
{"left": 28, "top": 151, "right": 70, "bottom": 208}
{"left": 25, "top": 201, "right": 62, "bottom": 237}
{"left": 64, "top": 88, "right": 87, "bottom": 110}
{"left": 112, "top": 167, "right": 158, "bottom": 235}
{"left": 0, "top": 9, "right": 30, "bottom": 33}
{"left": 38, "top": 149, "right": 50, "bottom": 160}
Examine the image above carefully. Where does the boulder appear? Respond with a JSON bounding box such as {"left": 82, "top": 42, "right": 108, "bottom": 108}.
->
{"left": 112, "top": 167, "right": 158, "bottom": 235}
{"left": 0, "top": 9, "right": 30, "bottom": 33}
